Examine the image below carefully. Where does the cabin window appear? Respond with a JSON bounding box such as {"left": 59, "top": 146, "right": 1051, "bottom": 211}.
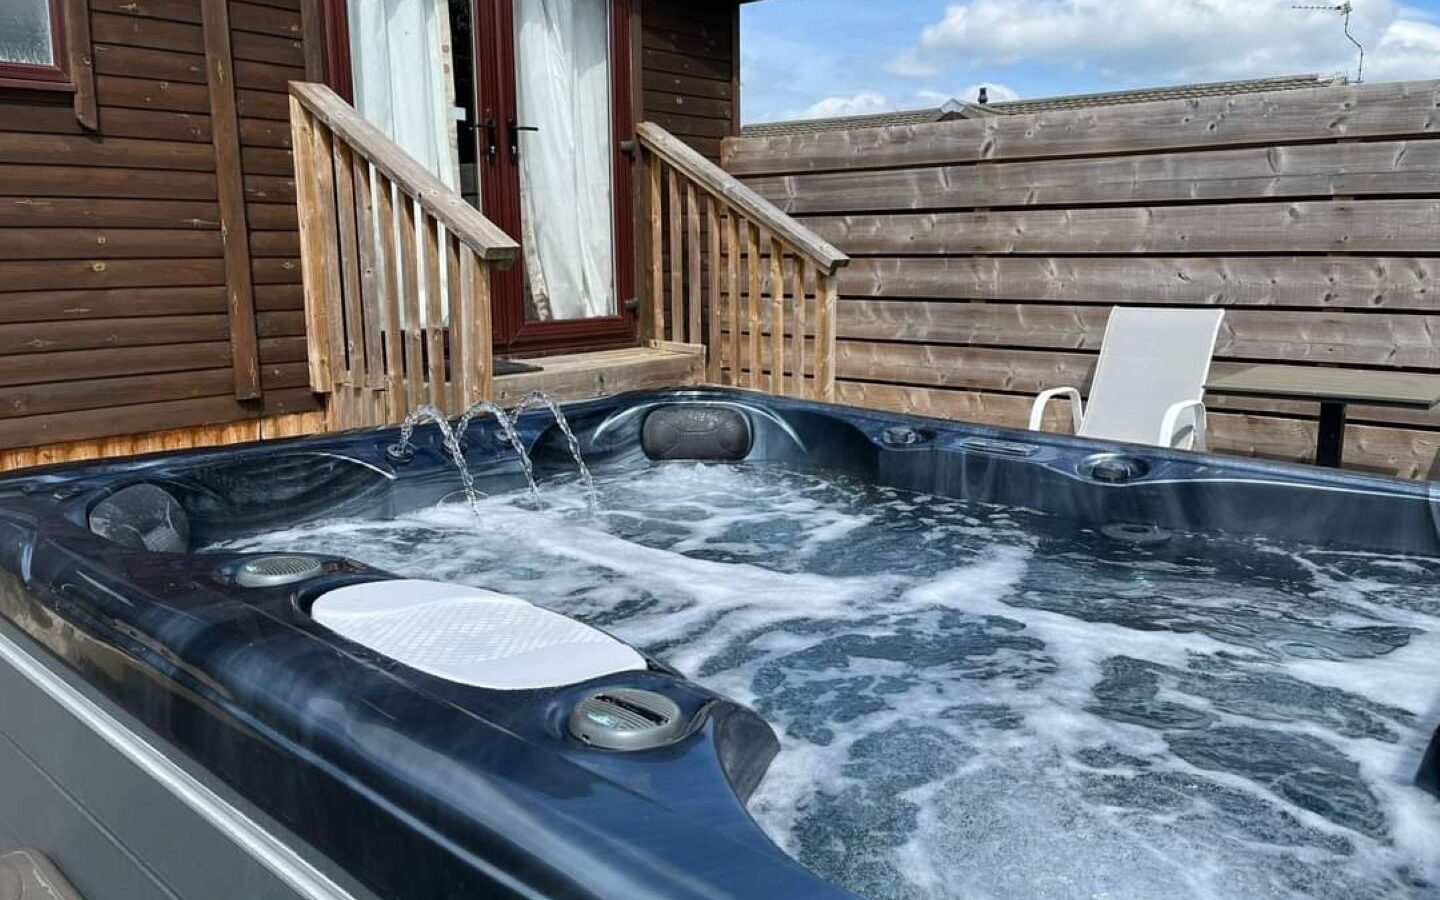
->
{"left": 0, "top": 0, "right": 71, "bottom": 91}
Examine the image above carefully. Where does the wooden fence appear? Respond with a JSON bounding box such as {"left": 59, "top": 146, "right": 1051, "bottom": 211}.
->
{"left": 724, "top": 78, "right": 1440, "bottom": 478}
{"left": 289, "top": 83, "right": 518, "bottom": 431}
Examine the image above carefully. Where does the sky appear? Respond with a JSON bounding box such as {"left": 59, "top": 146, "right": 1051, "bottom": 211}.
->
{"left": 740, "top": 0, "right": 1440, "bottom": 122}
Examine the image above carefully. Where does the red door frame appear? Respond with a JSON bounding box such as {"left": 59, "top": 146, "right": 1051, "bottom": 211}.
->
{"left": 475, "top": 0, "right": 638, "bottom": 355}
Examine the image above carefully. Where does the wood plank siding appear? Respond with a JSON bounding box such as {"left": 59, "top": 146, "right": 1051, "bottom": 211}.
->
{"left": 0, "top": 0, "right": 318, "bottom": 458}
{"left": 0, "top": 0, "right": 741, "bottom": 467}
{"left": 640, "top": 0, "right": 739, "bottom": 162}
{"left": 723, "top": 79, "right": 1440, "bottom": 479}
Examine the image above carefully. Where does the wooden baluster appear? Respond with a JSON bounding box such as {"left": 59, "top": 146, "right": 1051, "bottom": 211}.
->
{"left": 375, "top": 174, "right": 405, "bottom": 423}
{"left": 446, "top": 233, "right": 464, "bottom": 411}
{"left": 457, "top": 246, "right": 475, "bottom": 403}
{"left": 472, "top": 253, "right": 493, "bottom": 401}
{"left": 792, "top": 256, "right": 808, "bottom": 399}
{"left": 668, "top": 169, "right": 682, "bottom": 342}
{"left": 399, "top": 197, "right": 423, "bottom": 410}
{"left": 289, "top": 100, "right": 333, "bottom": 392}
{"left": 311, "top": 120, "right": 345, "bottom": 388}
{"left": 685, "top": 182, "right": 701, "bottom": 345}
{"left": 814, "top": 269, "right": 836, "bottom": 402}
{"left": 647, "top": 158, "right": 663, "bottom": 342}
{"left": 726, "top": 213, "right": 741, "bottom": 386}
{"left": 706, "top": 196, "right": 721, "bottom": 383}
{"left": 769, "top": 236, "right": 785, "bottom": 395}
{"left": 423, "top": 216, "right": 445, "bottom": 409}
{"left": 745, "top": 222, "right": 761, "bottom": 388}
{"left": 332, "top": 141, "right": 364, "bottom": 384}
{"left": 351, "top": 154, "right": 384, "bottom": 397}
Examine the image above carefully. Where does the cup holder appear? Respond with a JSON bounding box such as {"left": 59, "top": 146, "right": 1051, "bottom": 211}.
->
{"left": 1078, "top": 453, "right": 1150, "bottom": 484}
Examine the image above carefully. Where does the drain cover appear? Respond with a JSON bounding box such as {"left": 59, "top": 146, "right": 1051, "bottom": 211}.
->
{"left": 1079, "top": 453, "right": 1151, "bottom": 483}
{"left": 569, "top": 688, "right": 686, "bottom": 751}
{"left": 234, "top": 554, "right": 326, "bottom": 588}
{"left": 1100, "top": 522, "right": 1173, "bottom": 546}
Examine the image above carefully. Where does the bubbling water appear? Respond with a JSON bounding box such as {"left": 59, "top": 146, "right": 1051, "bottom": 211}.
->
{"left": 214, "top": 462, "right": 1440, "bottom": 900}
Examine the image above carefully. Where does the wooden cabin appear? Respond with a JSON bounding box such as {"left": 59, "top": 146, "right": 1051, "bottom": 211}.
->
{"left": 1, "top": 0, "right": 833, "bottom": 469}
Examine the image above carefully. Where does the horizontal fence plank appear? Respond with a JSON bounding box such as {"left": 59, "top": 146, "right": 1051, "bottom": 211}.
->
{"left": 0, "top": 287, "right": 228, "bottom": 323}
{"left": 0, "top": 102, "right": 210, "bottom": 142}
{"left": 0, "top": 259, "right": 225, "bottom": 292}
{"left": 246, "top": 203, "right": 296, "bottom": 230}
{"left": 97, "top": 75, "right": 211, "bottom": 113}
{"left": 0, "top": 228, "right": 223, "bottom": 260}
{"left": 836, "top": 300, "right": 1440, "bottom": 368}
{"left": 800, "top": 199, "right": 1440, "bottom": 255}
{"left": 230, "top": 1, "right": 301, "bottom": 38}
{"left": 642, "top": 46, "right": 729, "bottom": 81}
{"left": 0, "top": 165, "right": 217, "bottom": 200}
{"left": 2, "top": 368, "right": 235, "bottom": 420}
{"left": 91, "top": 11, "right": 202, "bottom": 53}
{"left": 0, "top": 395, "right": 255, "bottom": 450}
{"left": 744, "top": 139, "right": 1440, "bottom": 213}
{"left": 244, "top": 174, "right": 294, "bottom": 203}
{"left": 723, "top": 296, "right": 1440, "bottom": 369}
{"left": 239, "top": 116, "right": 292, "bottom": 148}
{"left": 0, "top": 132, "right": 215, "bottom": 171}
{"left": 0, "top": 314, "right": 231, "bottom": 354}
{"left": 231, "top": 31, "right": 304, "bottom": 68}
{"left": 832, "top": 256, "right": 1440, "bottom": 310}
{"left": 91, "top": 0, "right": 202, "bottom": 24}
{"left": 0, "top": 198, "right": 221, "bottom": 228}
{"left": 723, "top": 79, "right": 1440, "bottom": 175}
{"left": 641, "top": 69, "right": 732, "bottom": 102}
{"left": 94, "top": 44, "right": 206, "bottom": 85}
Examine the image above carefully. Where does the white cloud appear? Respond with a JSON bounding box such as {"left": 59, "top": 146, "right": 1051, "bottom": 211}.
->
{"left": 888, "top": 0, "right": 1438, "bottom": 85}
{"left": 1367, "top": 17, "right": 1440, "bottom": 81}
{"left": 801, "top": 90, "right": 893, "bottom": 118}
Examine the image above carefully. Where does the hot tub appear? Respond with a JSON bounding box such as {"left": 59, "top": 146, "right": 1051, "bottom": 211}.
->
{"left": 0, "top": 387, "right": 1437, "bottom": 900}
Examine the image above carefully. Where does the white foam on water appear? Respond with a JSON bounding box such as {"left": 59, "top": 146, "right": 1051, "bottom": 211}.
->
{"left": 215, "top": 462, "right": 1440, "bottom": 900}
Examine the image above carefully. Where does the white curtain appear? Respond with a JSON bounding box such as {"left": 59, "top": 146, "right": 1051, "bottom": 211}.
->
{"left": 513, "top": 0, "right": 615, "bottom": 321}
{"left": 347, "top": 0, "right": 457, "bottom": 188}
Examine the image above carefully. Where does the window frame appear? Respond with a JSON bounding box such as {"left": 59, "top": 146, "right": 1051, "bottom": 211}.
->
{"left": 0, "top": 0, "right": 73, "bottom": 93}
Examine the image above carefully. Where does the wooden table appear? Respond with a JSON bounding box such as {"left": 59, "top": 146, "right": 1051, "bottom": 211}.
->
{"left": 1205, "top": 365, "right": 1440, "bottom": 468}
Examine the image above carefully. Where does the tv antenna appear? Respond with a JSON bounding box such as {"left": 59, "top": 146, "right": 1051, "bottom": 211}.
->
{"left": 1292, "top": 2, "right": 1364, "bottom": 82}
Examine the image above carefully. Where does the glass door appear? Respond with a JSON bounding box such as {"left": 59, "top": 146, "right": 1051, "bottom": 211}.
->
{"left": 473, "top": 0, "right": 636, "bottom": 354}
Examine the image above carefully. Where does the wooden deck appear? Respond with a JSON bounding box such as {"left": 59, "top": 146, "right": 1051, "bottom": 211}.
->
{"left": 490, "top": 343, "right": 705, "bottom": 405}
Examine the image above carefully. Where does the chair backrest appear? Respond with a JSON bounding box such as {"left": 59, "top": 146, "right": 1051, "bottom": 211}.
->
{"left": 1078, "top": 307, "right": 1225, "bottom": 445}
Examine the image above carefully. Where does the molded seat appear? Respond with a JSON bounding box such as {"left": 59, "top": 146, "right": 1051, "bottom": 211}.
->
{"left": 312, "top": 580, "right": 646, "bottom": 690}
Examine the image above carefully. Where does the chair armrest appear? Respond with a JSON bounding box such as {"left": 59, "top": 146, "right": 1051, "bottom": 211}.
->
{"left": 1159, "top": 399, "right": 1208, "bottom": 450}
{"left": 1029, "top": 387, "right": 1084, "bottom": 433}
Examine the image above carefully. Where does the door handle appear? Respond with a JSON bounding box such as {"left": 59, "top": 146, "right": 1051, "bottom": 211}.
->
{"left": 480, "top": 111, "right": 499, "bottom": 162}
{"left": 507, "top": 118, "right": 539, "bottom": 159}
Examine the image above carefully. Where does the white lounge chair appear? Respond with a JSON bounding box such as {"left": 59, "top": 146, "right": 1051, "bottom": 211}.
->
{"left": 1028, "top": 307, "right": 1225, "bottom": 450}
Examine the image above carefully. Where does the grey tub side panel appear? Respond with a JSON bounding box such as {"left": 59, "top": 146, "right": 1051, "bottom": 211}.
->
{"left": 0, "top": 619, "right": 379, "bottom": 900}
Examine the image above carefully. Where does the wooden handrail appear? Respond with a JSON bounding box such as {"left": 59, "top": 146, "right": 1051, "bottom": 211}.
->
{"left": 289, "top": 82, "right": 509, "bottom": 429}
{"left": 636, "top": 122, "right": 848, "bottom": 401}
{"left": 290, "top": 82, "right": 518, "bottom": 262}
{"left": 636, "top": 121, "right": 848, "bottom": 275}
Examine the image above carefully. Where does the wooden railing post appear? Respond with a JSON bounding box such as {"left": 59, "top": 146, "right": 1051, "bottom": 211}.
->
{"left": 633, "top": 121, "right": 849, "bottom": 402}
